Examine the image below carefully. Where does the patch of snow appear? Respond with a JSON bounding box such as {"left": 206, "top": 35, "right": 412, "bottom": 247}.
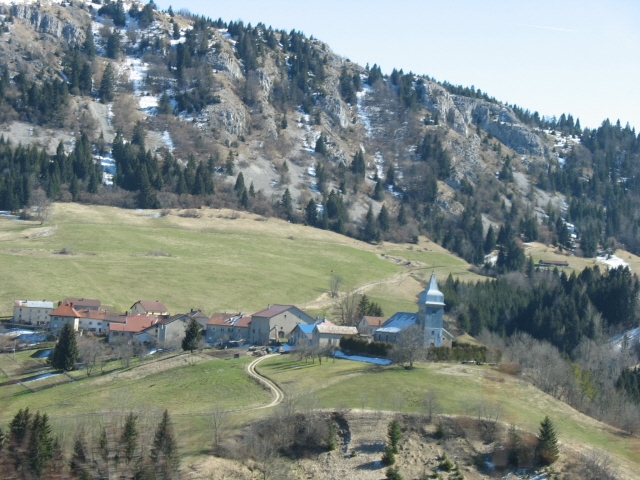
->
{"left": 596, "top": 254, "right": 629, "bottom": 270}
{"left": 356, "top": 82, "right": 373, "bottom": 136}
{"left": 334, "top": 351, "right": 392, "bottom": 365}
{"left": 162, "top": 130, "right": 174, "bottom": 152}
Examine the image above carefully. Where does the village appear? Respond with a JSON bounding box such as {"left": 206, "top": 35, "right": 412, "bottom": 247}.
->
{"left": 4, "top": 273, "right": 453, "bottom": 360}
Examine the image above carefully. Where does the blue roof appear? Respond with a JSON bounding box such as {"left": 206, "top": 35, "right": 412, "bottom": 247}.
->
{"left": 296, "top": 323, "right": 315, "bottom": 334}
{"left": 376, "top": 312, "right": 417, "bottom": 333}
{"left": 418, "top": 272, "right": 445, "bottom": 306}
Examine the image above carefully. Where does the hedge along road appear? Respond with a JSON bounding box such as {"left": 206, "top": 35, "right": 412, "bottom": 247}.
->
{"left": 245, "top": 354, "right": 284, "bottom": 410}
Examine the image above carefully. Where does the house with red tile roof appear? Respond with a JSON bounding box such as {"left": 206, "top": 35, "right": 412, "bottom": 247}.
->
{"left": 357, "top": 316, "right": 389, "bottom": 336}
{"left": 187, "top": 309, "right": 210, "bottom": 329}
{"left": 135, "top": 314, "right": 191, "bottom": 348}
{"left": 130, "top": 300, "right": 169, "bottom": 316}
{"left": 206, "top": 313, "right": 251, "bottom": 344}
{"left": 62, "top": 298, "right": 101, "bottom": 311}
{"left": 49, "top": 302, "right": 82, "bottom": 334}
{"left": 248, "top": 304, "right": 313, "bottom": 345}
{"left": 108, "top": 314, "right": 161, "bottom": 343}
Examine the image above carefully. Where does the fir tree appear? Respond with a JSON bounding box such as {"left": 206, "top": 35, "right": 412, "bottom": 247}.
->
{"left": 537, "top": 416, "right": 559, "bottom": 465}
{"left": 363, "top": 205, "right": 379, "bottom": 243}
{"left": 397, "top": 203, "right": 407, "bottom": 226}
{"left": 484, "top": 225, "right": 496, "bottom": 254}
{"left": 151, "top": 410, "right": 179, "bottom": 478}
{"left": 83, "top": 25, "right": 96, "bottom": 59}
{"left": 373, "top": 178, "right": 384, "bottom": 201}
{"left": 387, "top": 419, "right": 401, "bottom": 454}
{"left": 99, "top": 63, "right": 115, "bottom": 103}
{"left": 50, "top": 322, "right": 78, "bottom": 371}
{"left": 281, "top": 188, "right": 293, "bottom": 219}
{"left": 305, "top": 199, "right": 317, "bottom": 226}
{"left": 120, "top": 412, "right": 138, "bottom": 464}
{"left": 225, "top": 151, "right": 235, "bottom": 175}
{"left": 182, "top": 318, "right": 202, "bottom": 353}
{"left": 378, "top": 204, "right": 390, "bottom": 232}
{"left": 28, "top": 412, "right": 54, "bottom": 478}
{"left": 106, "top": 30, "right": 121, "bottom": 59}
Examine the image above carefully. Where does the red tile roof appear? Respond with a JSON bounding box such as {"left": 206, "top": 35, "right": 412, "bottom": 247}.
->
{"left": 50, "top": 303, "right": 81, "bottom": 318}
{"left": 63, "top": 298, "right": 101, "bottom": 308}
{"left": 133, "top": 300, "right": 168, "bottom": 312}
{"left": 234, "top": 316, "right": 252, "bottom": 328}
{"left": 361, "top": 316, "right": 388, "bottom": 327}
{"left": 109, "top": 315, "right": 160, "bottom": 333}
{"left": 251, "top": 304, "right": 294, "bottom": 318}
{"left": 207, "top": 313, "right": 237, "bottom": 326}
{"left": 78, "top": 310, "right": 108, "bottom": 320}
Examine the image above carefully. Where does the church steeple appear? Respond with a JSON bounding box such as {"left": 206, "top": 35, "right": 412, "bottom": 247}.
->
{"left": 418, "top": 271, "right": 445, "bottom": 306}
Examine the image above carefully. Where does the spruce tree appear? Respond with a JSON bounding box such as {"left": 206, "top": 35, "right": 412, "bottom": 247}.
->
{"left": 106, "top": 30, "right": 121, "bottom": 59}
{"left": 363, "top": 205, "right": 379, "bottom": 243}
{"left": 50, "top": 322, "right": 78, "bottom": 371}
{"left": 83, "top": 25, "right": 96, "bottom": 59}
{"left": 387, "top": 419, "right": 401, "bottom": 454}
{"left": 248, "top": 182, "right": 255, "bottom": 197}
{"left": 373, "top": 178, "right": 384, "bottom": 201}
{"left": 151, "top": 410, "right": 179, "bottom": 478}
{"left": 537, "top": 416, "right": 559, "bottom": 465}
{"left": 305, "top": 199, "right": 317, "bottom": 226}
{"left": 281, "top": 188, "right": 293, "bottom": 219}
{"left": 120, "top": 412, "right": 139, "bottom": 464}
{"left": 225, "top": 151, "right": 235, "bottom": 175}
{"left": 234, "top": 172, "right": 245, "bottom": 194}
{"left": 69, "top": 174, "right": 79, "bottom": 201}
{"left": 69, "top": 434, "right": 88, "bottom": 477}
{"left": 182, "top": 318, "right": 202, "bottom": 353}
{"left": 378, "top": 204, "right": 390, "bottom": 232}
{"left": 99, "top": 63, "right": 115, "bottom": 103}
{"left": 28, "top": 412, "right": 54, "bottom": 478}
{"left": 484, "top": 225, "right": 496, "bottom": 254}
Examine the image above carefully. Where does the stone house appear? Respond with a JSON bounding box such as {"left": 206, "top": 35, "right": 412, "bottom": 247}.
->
{"left": 136, "top": 314, "right": 189, "bottom": 348}
{"left": 130, "top": 300, "right": 169, "bottom": 316}
{"left": 206, "top": 313, "right": 250, "bottom": 344}
{"left": 357, "top": 316, "right": 388, "bottom": 336}
{"left": 49, "top": 302, "right": 81, "bottom": 334}
{"left": 312, "top": 324, "right": 358, "bottom": 348}
{"left": 289, "top": 323, "right": 315, "bottom": 347}
{"left": 108, "top": 315, "right": 161, "bottom": 343}
{"left": 13, "top": 300, "right": 54, "bottom": 326}
{"left": 248, "top": 305, "right": 314, "bottom": 345}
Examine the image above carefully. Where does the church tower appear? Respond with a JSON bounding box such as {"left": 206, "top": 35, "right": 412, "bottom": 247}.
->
{"left": 417, "top": 272, "right": 445, "bottom": 346}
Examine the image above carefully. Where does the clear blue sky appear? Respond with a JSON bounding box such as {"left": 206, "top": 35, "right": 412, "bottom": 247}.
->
{"left": 154, "top": 0, "right": 640, "bottom": 131}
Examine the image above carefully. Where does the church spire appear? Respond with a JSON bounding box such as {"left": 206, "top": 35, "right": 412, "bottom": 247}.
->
{"left": 418, "top": 271, "right": 445, "bottom": 306}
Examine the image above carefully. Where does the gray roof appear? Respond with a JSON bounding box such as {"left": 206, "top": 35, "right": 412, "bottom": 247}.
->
{"left": 418, "top": 272, "right": 445, "bottom": 306}
{"left": 375, "top": 312, "right": 418, "bottom": 334}
{"left": 14, "top": 300, "right": 54, "bottom": 309}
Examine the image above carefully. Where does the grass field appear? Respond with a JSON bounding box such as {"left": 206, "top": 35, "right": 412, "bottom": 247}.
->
{"left": 0, "top": 203, "right": 487, "bottom": 317}
{"left": 257, "top": 356, "right": 640, "bottom": 471}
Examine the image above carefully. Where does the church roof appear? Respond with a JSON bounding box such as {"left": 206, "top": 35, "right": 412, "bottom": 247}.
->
{"left": 418, "top": 272, "right": 445, "bottom": 306}
{"left": 375, "top": 312, "right": 418, "bottom": 333}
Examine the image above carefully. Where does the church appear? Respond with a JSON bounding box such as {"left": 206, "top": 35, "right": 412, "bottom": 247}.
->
{"left": 373, "top": 272, "right": 453, "bottom": 347}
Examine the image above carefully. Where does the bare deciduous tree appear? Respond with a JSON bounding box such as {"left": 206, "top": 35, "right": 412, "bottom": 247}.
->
{"left": 209, "top": 405, "right": 230, "bottom": 447}
{"left": 422, "top": 390, "right": 441, "bottom": 423}
{"left": 578, "top": 449, "right": 619, "bottom": 480}
{"left": 31, "top": 188, "right": 51, "bottom": 225}
{"left": 332, "top": 291, "right": 360, "bottom": 326}
{"left": 329, "top": 274, "right": 343, "bottom": 298}
{"left": 78, "top": 337, "right": 108, "bottom": 377}
{"left": 388, "top": 324, "right": 425, "bottom": 369}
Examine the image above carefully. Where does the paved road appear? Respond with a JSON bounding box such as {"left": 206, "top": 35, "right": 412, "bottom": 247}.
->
{"left": 245, "top": 353, "right": 284, "bottom": 409}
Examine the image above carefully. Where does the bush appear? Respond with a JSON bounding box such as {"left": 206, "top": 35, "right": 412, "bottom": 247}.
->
{"left": 339, "top": 335, "right": 392, "bottom": 356}
{"left": 386, "top": 465, "right": 403, "bottom": 480}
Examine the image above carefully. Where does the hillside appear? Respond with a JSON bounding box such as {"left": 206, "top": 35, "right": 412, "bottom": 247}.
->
{"left": 0, "top": 0, "right": 639, "bottom": 269}
{"left": 0, "top": 202, "right": 484, "bottom": 316}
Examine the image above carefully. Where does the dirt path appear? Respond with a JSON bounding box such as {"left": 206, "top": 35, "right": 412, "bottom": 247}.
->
{"left": 245, "top": 354, "right": 284, "bottom": 410}
{"left": 304, "top": 267, "right": 432, "bottom": 310}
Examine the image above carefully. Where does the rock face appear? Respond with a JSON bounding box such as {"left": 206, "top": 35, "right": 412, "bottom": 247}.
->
{"left": 422, "top": 82, "right": 545, "bottom": 156}
{"left": 11, "top": 4, "right": 83, "bottom": 45}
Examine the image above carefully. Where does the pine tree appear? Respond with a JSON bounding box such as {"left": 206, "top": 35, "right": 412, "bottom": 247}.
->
{"left": 83, "top": 25, "right": 96, "bottom": 59}
{"left": 28, "top": 412, "right": 54, "bottom": 478}
{"left": 151, "top": 410, "right": 179, "bottom": 478}
{"left": 281, "top": 188, "right": 293, "bottom": 219}
{"left": 50, "top": 322, "right": 78, "bottom": 371}
{"left": 225, "top": 151, "right": 235, "bottom": 175}
{"left": 182, "top": 318, "right": 202, "bottom": 353}
{"left": 373, "top": 178, "right": 384, "bottom": 201}
{"left": 537, "top": 416, "right": 559, "bottom": 465}
{"left": 120, "top": 412, "right": 138, "bottom": 464}
{"left": 305, "top": 199, "right": 317, "bottom": 226}
{"left": 397, "top": 203, "right": 407, "bottom": 226}
{"left": 387, "top": 419, "right": 401, "bottom": 454}
{"left": 378, "top": 204, "right": 390, "bottom": 232}
{"left": 484, "top": 225, "right": 496, "bottom": 254}
{"left": 106, "top": 30, "right": 121, "bottom": 59}
{"left": 99, "top": 63, "right": 115, "bottom": 103}
{"left": 363, "top": 205, "right": 379, "bottom": 243}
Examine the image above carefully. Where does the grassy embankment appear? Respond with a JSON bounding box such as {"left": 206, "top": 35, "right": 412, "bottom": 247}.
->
{"left": 257, "top": 355, "right": 640, "bottom": 472}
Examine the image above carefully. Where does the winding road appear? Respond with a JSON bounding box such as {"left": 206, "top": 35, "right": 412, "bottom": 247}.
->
{"left": 245, "top": 354, "right": 285, "bottom": 409}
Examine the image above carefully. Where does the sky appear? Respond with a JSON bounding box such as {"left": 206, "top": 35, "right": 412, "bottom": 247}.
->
{"left": 154, "top": 0, "right": 640, "bottom": 131}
